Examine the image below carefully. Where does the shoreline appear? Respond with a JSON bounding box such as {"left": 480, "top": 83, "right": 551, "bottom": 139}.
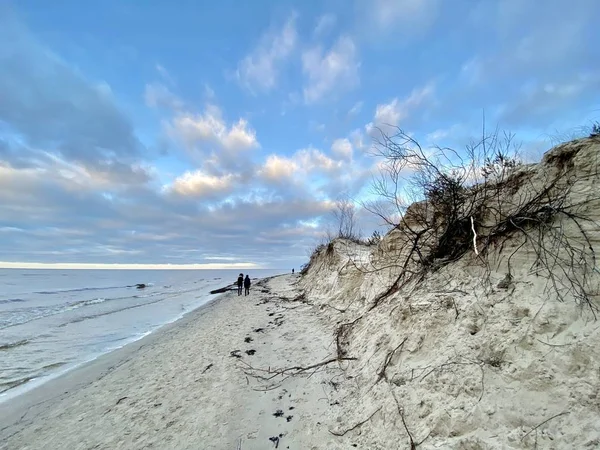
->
{"left": 0, "top": 286, "right": 227, "bottom": 427}
{"left": 0, "top": 282, "right": 228, "bottom": 407}
{"left": 0, "top": 271, "right": 282, "bottom": 408}
{"left": 0, "top": 273, "right": 347, "bottom": 450}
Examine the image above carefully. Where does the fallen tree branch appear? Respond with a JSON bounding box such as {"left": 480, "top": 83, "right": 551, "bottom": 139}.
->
{"left": 377, "top": 337, "right": 408, "bottom": 383}
{"left": 391, "top": 390, "right": 431, "bottom": 449}
{"left": 521, "top": 411, "right": 569, "bottom": 441}
{"left": 241, "top": 357, "right": 356, "bottom": 381}
{"left": 329, "top": 406, "right": 382, "bottom": 437}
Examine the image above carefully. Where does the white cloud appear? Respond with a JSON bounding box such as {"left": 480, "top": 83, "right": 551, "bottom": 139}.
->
{"left": 313, "top": 14, "right": 337, "bottom": 37}
{"left": 260, "top": 154, "right": 299, "bottom": 182}
{"left": 459, "top": 58, "right": 483, "bottom": 86}
{"left": 357, "top": 0, "right": 440, "bottom": 35}
{"left": 366, "top": 82, "right": 435, "bottom": 134}
{"left": 168, "top": 170, "right": 236, "bottom": 198}
{"left": 294, "top": 148, "right": 342, "bottom": 173}
{"left": 372, "top": 99, "right": 402, "bottom": 128}
{"left": 236, "top": 14, "right": 298, "bottom": 92}
{"left": 302, "top": 35, "right": 360, "bottom": 104}
{"left": 348, "top": 101, "right": 363, "bottom": 116}
{"left": 331, "top": 138, "right": 353, "bottom": 161}
{"left": 155, "top": 64, "right": 175, "bottom": 85}
{"left": 168, "top": 105, "right": 259, "bottom": 152}
{"left": 309, "top": 121, "right": 326, "bottom": 133}
{"left": 349, "top": 128, "right": 369, "bottom": 153}
{"left": 258, "top": 147, "right": 343, "bottom": 186}
{"left": 204, "top": 83, "right": 215, "bottom": 99}
{"left": 144, "top": 83, "right": 183, "bottom": 110}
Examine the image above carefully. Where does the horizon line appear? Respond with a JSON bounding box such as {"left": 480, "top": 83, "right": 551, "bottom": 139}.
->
{"left": 0, "top": 262, "right": 267, "bottom": 270}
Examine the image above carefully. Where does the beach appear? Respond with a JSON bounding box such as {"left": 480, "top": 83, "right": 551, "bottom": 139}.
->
{"left": 0, "top": 274, "right": 346, "bottom": 450}
{"left": 0, "top": 268, "right": 282, "bottom": 401}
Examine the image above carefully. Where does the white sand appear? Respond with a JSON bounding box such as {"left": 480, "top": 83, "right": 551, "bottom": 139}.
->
{"left": 0, "top": 275, "right": 351, "bottom": 450}
{"left": 295, "top": 137, "right": 600, "bottom": 449}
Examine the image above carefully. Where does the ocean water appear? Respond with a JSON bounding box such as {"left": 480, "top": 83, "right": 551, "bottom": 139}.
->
{"left": 0, "top": 268, "right": 281, "bottom": 403}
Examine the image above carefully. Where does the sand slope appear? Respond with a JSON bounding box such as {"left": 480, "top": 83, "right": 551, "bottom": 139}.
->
{"left": 297, "top": 137, "right": 600, "bottom": 449}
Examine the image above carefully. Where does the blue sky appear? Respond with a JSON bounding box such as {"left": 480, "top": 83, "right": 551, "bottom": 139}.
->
{"left": 1, "top": 0, "right": 599, "bottom": 269}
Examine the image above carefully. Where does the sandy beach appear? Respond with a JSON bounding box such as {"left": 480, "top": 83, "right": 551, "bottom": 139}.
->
{"left": 0, "top": 274, "right": 348, "bottom": 450}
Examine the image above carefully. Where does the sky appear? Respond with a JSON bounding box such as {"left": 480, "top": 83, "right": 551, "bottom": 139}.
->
{"left": 0, "top": 0, "right": 599, "bottom": 270}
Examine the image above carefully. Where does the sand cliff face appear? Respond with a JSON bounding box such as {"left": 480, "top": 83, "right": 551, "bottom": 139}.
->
{"left": 300, "top": 137, "right": 600, "bottom": 449}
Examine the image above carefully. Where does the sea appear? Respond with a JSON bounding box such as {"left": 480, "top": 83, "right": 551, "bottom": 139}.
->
{"left": 0, "top": 268, "right": 282, "bottom": 404}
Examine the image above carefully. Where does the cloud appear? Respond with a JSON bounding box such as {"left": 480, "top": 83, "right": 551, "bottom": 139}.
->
{"left": 167, "top": 171, "right": 237, "bottom": 198}
{"left": 294, "top": 148, "right": 343, "bottom": 173}
{"left": 0, "top": 177, "right": 335, "bottom": 266}
{"left": 331, "top": 138, "right": 353, "bottom": 161}
{"left": 348, "top": 101, "right": 363, "bottom": 116}
{"left": 349, "top": 129, "right": 369, "bottom": 153}
{"left": 356, "top": 0, "right": 440, "bottom": 36}
{"left": 144, "top": 83, "right": 184, "bottom": 110}
{"left": 309, "top": 121, "right": 326, "bottom": 133}
{"left": 204, "top": 83, "right": 216, "bottom": 100}
{"left": 167, "top": 105, "right": 259, "bottom": 152}
{"left": 155, "top": 63, "right": 175, "bottom": 85}
{"left": 467, "top": 0, "right": 598, "bottom": 82}
{"left": 259, "top": 147, "right": 342, "bottom": 185}
{"left": 260, "top": 154, "right": 299, "bottom": 182}
{"left": 0, "top": 13, "right": 144, "bottom": 180}
{"left": 366, "top": 82, "right": 435, "bottom": 134}
{"left": 236, "top": 14, "right": 298, "bottom": 92}
{"left": 302, "top": 35, "right": 360, "bottom": 104}
{"left": 499, "top": 72, "right": 600, "bottom": 126}
{"left": 1, "top": 133, "right": 372, "bottom": 268}
{"left": 313, "top": 14, "right": 337, "bottom": 37}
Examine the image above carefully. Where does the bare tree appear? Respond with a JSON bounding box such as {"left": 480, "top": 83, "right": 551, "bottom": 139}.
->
{"left": 359, "top": 125, "right": 597, "bottom": 315}
{"left": 330, "top": 195, "right": 361, "bottom": 242}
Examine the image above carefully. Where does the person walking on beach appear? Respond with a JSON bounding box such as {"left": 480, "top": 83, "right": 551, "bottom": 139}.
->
{"left": 237, "top": 273, "right": 243, "bottom": 296}
{"left": 244, "top": 274, "right": 251, "bottom": 296}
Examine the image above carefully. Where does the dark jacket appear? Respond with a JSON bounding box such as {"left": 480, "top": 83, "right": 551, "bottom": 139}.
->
{"left": 237, "top": 276, "right": 243, "bottom": 286}
{"left": 244, "top": 276, "right": 251, "bottom": 288}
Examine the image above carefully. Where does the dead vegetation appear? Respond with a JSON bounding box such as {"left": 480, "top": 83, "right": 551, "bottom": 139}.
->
{"left": 354, "top": 127, "right": 599, "bottom": 316}
{"left": 297, "top": 131, "right": 600, "bottom": 447}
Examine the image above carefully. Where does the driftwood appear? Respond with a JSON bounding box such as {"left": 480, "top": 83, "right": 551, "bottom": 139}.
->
{"left": 210, "top": 284, "right": 237, "bottom": 294}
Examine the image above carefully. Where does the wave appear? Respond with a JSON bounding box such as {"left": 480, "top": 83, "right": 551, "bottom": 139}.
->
{"left": 35, "top": 285, "right": 130, "bottom": 295}
{"left": 67, "top": 297, "right": 110, "bottom": 309}
{"left": 0, "top": 339, "right": 30, "bottom": 351}
{"left": 0, "top": 285, "right": 201, "bottom": 330}
{"left": 0, "top": 298, "right": 26, "bottom": 305}
{"left": 56, "top": 288, "right": 201, "bottom": 328}
{"left": 0, "top": 376, "right": 34, "bottom": 394}
{"left": 0, "top": 295, "right": 132, "bottom": 330}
